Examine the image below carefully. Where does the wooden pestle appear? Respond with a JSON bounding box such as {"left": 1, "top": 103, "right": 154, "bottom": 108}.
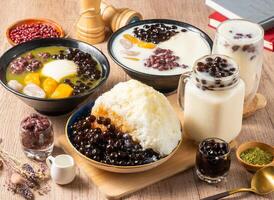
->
{"left": 101, "top": 1, "right": 143, "bottom": 32}
{"left": 76, "top": 0, "right": 106, "bottom": 44}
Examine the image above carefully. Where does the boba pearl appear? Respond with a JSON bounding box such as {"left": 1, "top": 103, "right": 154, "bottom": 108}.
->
{"left": 69, "top": 114, "right": 161, "bottom": 166}
{"left": 133, "top": 23, "right": 183, "bottom": 44}
{"left": 196, "top": 56, "right": 235, "bottom": 78}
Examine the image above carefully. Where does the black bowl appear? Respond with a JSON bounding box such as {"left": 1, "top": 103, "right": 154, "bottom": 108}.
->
{"left": 0, "top": 38, "right": 110, "bottom": 115}
{"left": 108, "top": 19, "right": 213, "bottom": 93}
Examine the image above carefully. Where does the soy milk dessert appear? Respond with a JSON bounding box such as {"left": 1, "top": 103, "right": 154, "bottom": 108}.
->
{"left": 213, "top": 19, "right": 264, "bottom": 103}
{"left": 112, "top": 23, "right": 211, "bottom": 76}
{"left": 181, "top": 54, "right": 245, "bottom": 142}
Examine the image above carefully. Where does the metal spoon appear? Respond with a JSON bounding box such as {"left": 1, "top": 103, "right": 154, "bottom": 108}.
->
{"left": 201, "top": 166, "right": 274, "bottom": 200}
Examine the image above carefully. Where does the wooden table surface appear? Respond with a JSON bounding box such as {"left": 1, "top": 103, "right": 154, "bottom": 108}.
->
{"left": 0, "top": 0, "right": 273, "bottom": 199}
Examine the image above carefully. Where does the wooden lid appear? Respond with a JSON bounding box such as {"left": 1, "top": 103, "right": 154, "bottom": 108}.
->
{"left": 111, "top": 9, "right": 143, "bottom": 32}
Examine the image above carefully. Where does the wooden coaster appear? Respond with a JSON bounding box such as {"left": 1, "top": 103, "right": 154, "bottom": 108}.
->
{"left": 243, "top": 93, "right": 267, "bottom": 118}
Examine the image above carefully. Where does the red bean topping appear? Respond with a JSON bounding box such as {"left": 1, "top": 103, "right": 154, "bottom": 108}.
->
{"left": 9, "top": 23, "right": 60, "bottom": 44}
{"left": 21, "top": 113, "right": 50, "bottom": 133}
{"left": 144, "top": 48, "right": 188, "bottom": 71}
{"left": 9, "top": 53, "right": 42, "bottom": 74}
{"left": 20, "top": 113, "right": 53, "bottom": 150}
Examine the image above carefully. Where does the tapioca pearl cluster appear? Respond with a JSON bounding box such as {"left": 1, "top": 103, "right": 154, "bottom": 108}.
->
{"left": 133, "top": 23, "right": 187, "bottom": 44}
{"left": 196, "top": 56, "right": 236, "bottom": 78}
{"left": 70, "top": 114, "right": 161, "bottom": 166}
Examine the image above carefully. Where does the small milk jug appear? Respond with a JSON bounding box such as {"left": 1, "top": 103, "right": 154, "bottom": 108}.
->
{"left": 46, "top": 154, "right": 76, "bottom": 185}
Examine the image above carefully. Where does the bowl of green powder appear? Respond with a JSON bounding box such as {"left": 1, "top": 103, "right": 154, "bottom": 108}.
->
{"left": 236, "top": 141, "right": 274, "bottom": 172}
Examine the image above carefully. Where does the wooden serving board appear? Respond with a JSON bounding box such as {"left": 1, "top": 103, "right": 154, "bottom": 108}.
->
{"left": 57, "top": 94, "right": 198, "bottom": 199}
{"left": 57, "top": 93, "right": 265, "bottom": 199}
{"left": 58, "top": 136, "right": 196, "bottom": 199}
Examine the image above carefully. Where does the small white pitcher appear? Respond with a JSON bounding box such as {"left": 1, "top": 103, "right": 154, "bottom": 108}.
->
{"left": 46, "top": 154, "right": 76, "bottom": 185}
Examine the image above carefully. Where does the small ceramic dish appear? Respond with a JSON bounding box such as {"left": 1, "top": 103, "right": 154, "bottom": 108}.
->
{"left": 65, "top": 100, "right": 182, "bottom": 173}
{"left": 6, "top": 18, "right": 65, "bottom": 46}
{"left": 236, "top": 141, "right": 274, "bottom": 172}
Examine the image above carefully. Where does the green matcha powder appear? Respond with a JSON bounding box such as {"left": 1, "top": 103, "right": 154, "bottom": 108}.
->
{"left": 240, "top": 147, "right": 273, "bottom": 165}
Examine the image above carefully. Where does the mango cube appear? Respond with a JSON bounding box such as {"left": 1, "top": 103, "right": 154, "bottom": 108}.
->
{"left": 123, "top": 34, "right": 139, "bottom": 44}
{"left": 42, "top": 78, "right": 58, "bottom": 96}
{"left": 51, "top": 83, "right": 73, "bottom": 99}
{"left": 137, "top": 41, "right": 156, "bottom": 49}
{"left": 24, "top": 73, "right": 40, "bottom": 86}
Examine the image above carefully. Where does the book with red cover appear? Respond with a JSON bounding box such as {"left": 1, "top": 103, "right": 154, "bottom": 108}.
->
{"left": 208, "top": 12, "right": 274, "bottom": 51}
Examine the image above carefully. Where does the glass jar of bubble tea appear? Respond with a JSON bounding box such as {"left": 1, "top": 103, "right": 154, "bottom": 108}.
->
{"left": 177, "top": 54, "right": 245, "bottom": 142}
{"left": 212, "top": 19, "right": 264, "bottom": 104}
{"left": 20, "top": 113, "right": 54, "bottom": 161}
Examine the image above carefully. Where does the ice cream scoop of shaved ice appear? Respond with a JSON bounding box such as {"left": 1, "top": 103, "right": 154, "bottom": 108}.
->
{"left": 92, "top": 80, "right": 182, "bottom": 156}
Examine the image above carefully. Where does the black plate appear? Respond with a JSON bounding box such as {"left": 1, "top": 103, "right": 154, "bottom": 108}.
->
{"left": 108, "top": 19, "right": 213, "bottom": 93}
{"left": 0, "top": 38, "right": 110, "bottom": 115}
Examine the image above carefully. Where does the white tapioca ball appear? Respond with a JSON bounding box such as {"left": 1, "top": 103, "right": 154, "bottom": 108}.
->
{"left": 23, "top": 83, "right": 46, "bottom": 98}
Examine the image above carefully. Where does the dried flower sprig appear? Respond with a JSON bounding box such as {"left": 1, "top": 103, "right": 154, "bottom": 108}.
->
{"left": 0, "top": 143, "right": 50, "bottom": 200}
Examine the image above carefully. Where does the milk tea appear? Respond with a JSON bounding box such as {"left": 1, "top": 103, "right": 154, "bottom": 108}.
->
{"left": 181, "top": 55, "right": 245, "bottom": 142}
{"left": 213, "top": 19, "right": 264, "bottom": 103}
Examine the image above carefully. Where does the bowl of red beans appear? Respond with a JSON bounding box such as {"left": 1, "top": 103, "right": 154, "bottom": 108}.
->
{"left": 6, "top": 18, "right": 65, "bottom": 46}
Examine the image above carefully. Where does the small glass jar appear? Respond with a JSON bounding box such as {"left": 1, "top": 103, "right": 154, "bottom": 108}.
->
{"left": 178, "top": 54, "right": 245, "bottom": 142}
{"left": 212, "top": 19, "right": 264, "bottom": 104}
{"left": 196, "top": 138, "right": 231, "bottom": 183}
{"left": 20, "top": 113, "right": 54, "bottom": 161}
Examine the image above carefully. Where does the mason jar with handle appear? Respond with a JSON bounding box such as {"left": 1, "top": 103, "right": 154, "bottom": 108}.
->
{"left": 177, "top": 54, "right": 245, "bottom": 142}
